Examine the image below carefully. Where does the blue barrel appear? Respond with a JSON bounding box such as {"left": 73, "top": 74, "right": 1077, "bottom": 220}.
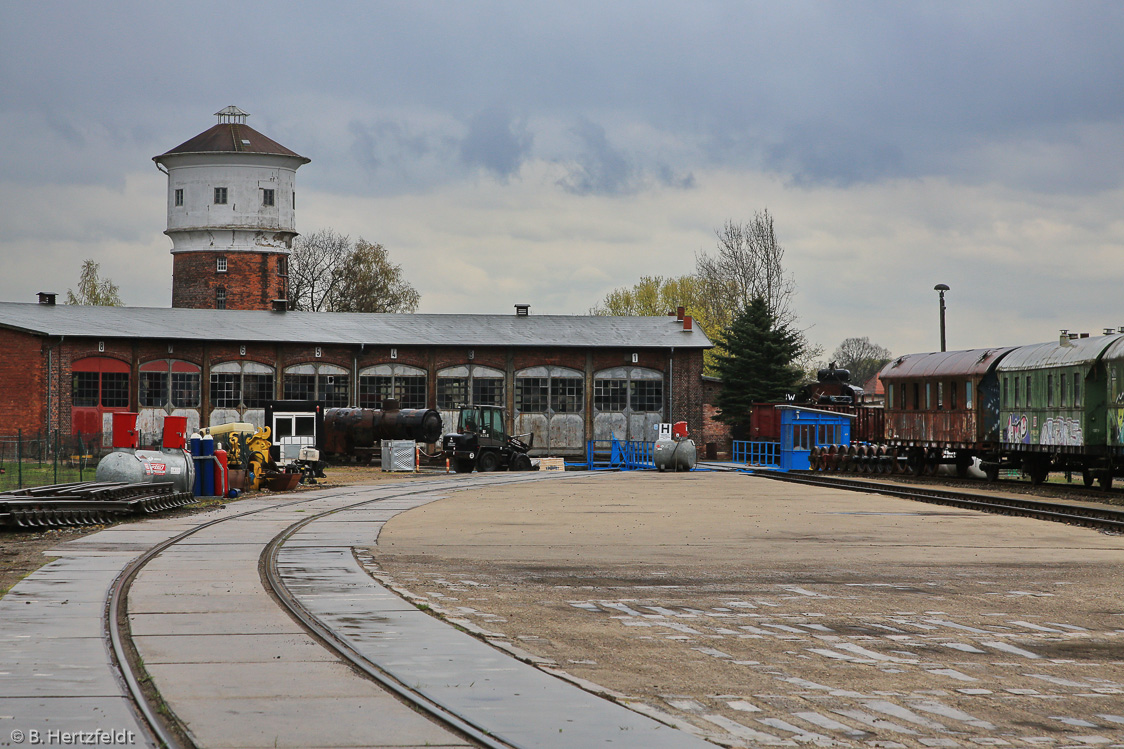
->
{"left": 200, "top": 435, "right": 214, "bottom": 497}
{"left": 190, "top": 433, "right": 202, "bottom": 496}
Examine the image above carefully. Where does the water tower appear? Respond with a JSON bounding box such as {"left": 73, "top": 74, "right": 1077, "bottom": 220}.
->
{"left": 154, "top": 106, "right": 310, "bottom": 310}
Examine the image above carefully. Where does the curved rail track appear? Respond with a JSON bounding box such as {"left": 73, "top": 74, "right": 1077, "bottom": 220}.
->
{"left": 106, "top": 475, "right": 546, "bottom": 749}
{"left": 754, "top": 470, "right": 1124, "bottom": 532}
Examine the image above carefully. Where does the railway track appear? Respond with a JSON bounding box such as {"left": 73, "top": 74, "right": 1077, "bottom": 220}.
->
{"left": 0, "top": 481, "right": 196, "bottom": 528}
{"left": 753, "top": 470, "right": 1124, "bottom": 532}
{"left": 107, "top": 475, "right": 550, "bottom": 749}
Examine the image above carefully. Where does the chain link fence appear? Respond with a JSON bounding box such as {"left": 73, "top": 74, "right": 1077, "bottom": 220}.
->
{"left": 0, "top": 430, "right": 107, "bottom": 493}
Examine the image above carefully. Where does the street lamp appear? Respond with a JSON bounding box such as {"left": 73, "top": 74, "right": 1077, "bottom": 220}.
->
{"left": 934, "top": 284, "right": 950, "bottom": 352}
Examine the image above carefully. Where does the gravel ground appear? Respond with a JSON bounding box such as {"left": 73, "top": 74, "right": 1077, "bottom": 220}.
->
{"left": 369, "top": 471, "right": 1124, "bottom": 748}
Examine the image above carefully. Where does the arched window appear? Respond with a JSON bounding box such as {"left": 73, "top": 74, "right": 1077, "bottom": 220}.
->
{"left": 359, "top": 364, "right": 427, "bottom": 409}
{"left": 210, "top": 361, "right": 275, "bottom": 408}
{"left": 515, "top": 366, "right": 583, "bottom": 414}
{"left": 140, "top": 360, "right": 201, "bottom": 409}
{"left": 593, "top": 367, "right": 663, "bottom": 414}
{"left": 436, "top": 365, "right": 504, "bottom": 409}
{"left": 283, "top": 363, "right": 349, "bottom": 407}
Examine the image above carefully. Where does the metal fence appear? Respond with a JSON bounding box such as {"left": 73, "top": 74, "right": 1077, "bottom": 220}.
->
{"left": 732, "top": 440, "right": 780, "bottom": 468}
{"left": 0, "top": 430, "right": 105, "bottom": 492}
{"left": 585, "top": 436, "right": 656, "bottom": 470}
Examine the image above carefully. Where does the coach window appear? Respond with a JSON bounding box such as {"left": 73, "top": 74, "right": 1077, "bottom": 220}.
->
{"left": 359, "top": 364, "right": 426, "bottom": 409}
{"left": 1014, "top": 377, "right": 1019, "bottom": 409}
{"left": 1025, "top": 376, "right": 1032, "bottom": 408}
{"left": 912, "top": 382, "right": 920, "bottom": 410}
{"left": 936, "top": 382, "right": 943, "bottom": 410}
{"left": 1074, "top": 372, "right": 1082, "bottom": 407}
{"left": 1047, "top": 374, "right": 1054, "bottom": 407}
{"left": 950, "top": 381, "right": 957, "bottom": 410}
{"left": 283, "top": 363, "right": 350, "bottom": 407}
{"left": 966, "top": 381, "right": 974, "bottom": 410}
{"left": 925, "top": 383, "right": 931, "bottom": 410}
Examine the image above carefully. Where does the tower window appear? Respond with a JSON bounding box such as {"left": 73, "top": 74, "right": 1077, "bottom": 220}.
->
{"left": 214, "top": 187, "right": 228, "bottom": 205}
{"left": 216, "top": 287, "right": 227, "bottom": 310}
{"left": 292, "top": 192, "right": 296, "bottom": 209}
{"left": 174, "top": 188, "right": 183, "bottom": 207}
{"left": 277, "top": 257, "right": 287, "bottom": 276}
{"left": 262, "top": 189, "right": 275, "bottom": 206}
{"left": 216, "top": 257, "right": 227, "bottom": 273}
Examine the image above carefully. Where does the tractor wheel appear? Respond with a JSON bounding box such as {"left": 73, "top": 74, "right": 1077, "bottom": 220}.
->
{"left": 511, "top": 454, "right": 533, "bottom": 472}
{"left": 453, "top": 458, "right": 474, "bottom": 473}
{"left": 477, "top": 451, "right": 500, "bottom": 473}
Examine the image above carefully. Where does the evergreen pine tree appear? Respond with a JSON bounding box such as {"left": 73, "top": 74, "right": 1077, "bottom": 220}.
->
{"left": 713, "top": 296, "right": 804, "bottom": 425}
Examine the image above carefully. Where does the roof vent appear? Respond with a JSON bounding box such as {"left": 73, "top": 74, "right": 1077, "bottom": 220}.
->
{"left": 271, "top": 299, "right": 288, "bottom": 312}
{"left": 37, "top": 292, "right": 56, "bottom": 306}
{"left": 216, "top": 105, "right": 249, "bottom": 124}
{"left": 514, "top": 304, "right": 530, "bottom": 316}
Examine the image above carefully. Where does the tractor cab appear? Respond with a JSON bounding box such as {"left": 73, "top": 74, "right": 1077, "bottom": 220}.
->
{"left": 458, "top": 405, "right": 506, "bottom": 443}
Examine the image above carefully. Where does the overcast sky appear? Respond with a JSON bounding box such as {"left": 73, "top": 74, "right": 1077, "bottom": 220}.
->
{"left": 2, "top": 1, "right": 1122, "bottom": 359}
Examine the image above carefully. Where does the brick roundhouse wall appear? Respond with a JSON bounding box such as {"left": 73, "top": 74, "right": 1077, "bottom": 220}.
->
{"left": 1, "top": 332, "right": 715, "bottom": 457}
{"left": 0, "top": 328, "right": 46, "bottom": 436}
{"left": 172, "top": 252, "right": 287, "bottom": 311}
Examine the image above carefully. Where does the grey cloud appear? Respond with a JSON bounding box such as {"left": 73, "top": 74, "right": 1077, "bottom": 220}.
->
{"left": 557, "top": 120, "right": 634, "bottom": 196}
{"left": 459, "top": 108, "right": 533, "bottom": 179}
{"left": 763, "top": 123, "right": 906, "bottom": 187}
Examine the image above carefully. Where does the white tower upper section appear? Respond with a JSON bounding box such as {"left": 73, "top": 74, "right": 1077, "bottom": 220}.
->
{"left": 153, "top": 107, "right": 311, "bottom": 255}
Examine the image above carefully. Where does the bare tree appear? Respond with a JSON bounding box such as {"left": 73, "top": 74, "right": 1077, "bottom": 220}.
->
{"left": 331, "top": 240, "right": 420, "bottom": 313}
{"left": 288, "top": 230, "right": 420, "bottom": 313}
{"left": 829, "top": 336, "right": 893, "bottom": 386}
{"left": 695, "top": 210, "right": 797, "bottom": 331}
{"left": 287, "top": 229, "right": 352, "bottom": 311}
{"left": 66, "top": 259, "right": 123, "bottom": 306}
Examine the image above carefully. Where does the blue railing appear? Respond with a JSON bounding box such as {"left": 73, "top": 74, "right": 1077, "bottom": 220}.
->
{"left": 586, "top": 436, "right": 656, "bottom": 470}
{"left": 732, "top": 440, "right": 780, "bottom": 467}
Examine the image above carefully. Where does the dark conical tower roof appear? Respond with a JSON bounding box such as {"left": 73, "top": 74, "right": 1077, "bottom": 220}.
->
{"left": 155, "top": 106, "right": 309, "bottom": 163}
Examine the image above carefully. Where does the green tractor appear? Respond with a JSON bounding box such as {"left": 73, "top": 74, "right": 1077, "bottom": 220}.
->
{"left": 442, "top": 405, "right": 535, "bottom": 473}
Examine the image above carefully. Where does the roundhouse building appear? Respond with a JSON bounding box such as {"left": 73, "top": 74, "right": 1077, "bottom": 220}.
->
{"left": 0, "top": 108, "right": 715, "bottom": 458}
{"left": 0, "top": 299, "right": 711, "bottom": 457}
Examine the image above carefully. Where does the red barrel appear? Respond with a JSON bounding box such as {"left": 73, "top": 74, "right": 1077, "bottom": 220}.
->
{"left": 111, "top": 412, "right": 139, "bottom": 449}
{"left": 214, "top": 448, "right": 229, "bottom": 497}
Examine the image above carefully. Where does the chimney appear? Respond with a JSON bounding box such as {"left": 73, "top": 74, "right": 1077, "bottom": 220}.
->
{"left": 682, "top": 315, "right": 693, "bottom": 331}
{"left": 1080, "top": 332, "right": 1090, "bottom": 338}
{"left": 271, "top": 299, "right": 288, "bottom": 312}
{"left": 514, "top": 304, "right": 530, "bottom": 316}
{"left": 37, "top": 292, "right": 57, "bottom": 305}
{"left": 676, "top": 306, "right": 685, "bottom": 321}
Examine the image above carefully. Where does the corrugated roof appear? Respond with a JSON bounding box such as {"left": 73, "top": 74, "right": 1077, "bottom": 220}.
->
{"left": 997, "top": 335, "right": 1120, "bottom": 371}
{"left": 155, "top": 123, "right": 309, "bottom": 162}
{"left": 879, "top": 346, "right": 1018, "bottom": 381}
{"left": 0, "top": 303, "right": 712, "bottom": 349}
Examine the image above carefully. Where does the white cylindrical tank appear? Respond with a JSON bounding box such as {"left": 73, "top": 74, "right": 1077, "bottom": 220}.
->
{"left": 95, "top": 448, "right": 195, "bottom": 493}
